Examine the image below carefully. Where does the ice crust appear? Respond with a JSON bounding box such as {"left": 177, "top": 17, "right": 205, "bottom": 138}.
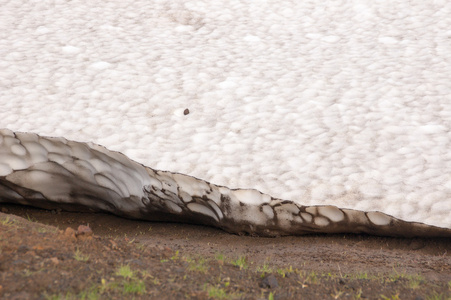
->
{"left": 1, "top": 1, "right": 450, "bottom": 229}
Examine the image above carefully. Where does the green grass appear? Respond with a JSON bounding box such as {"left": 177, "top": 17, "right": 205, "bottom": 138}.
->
{"left": 114, "top": 265, "right": 146, "bottom": 295}
{"left": 380, "top": 293, "right": 401, "bottom": 300}
{"left": 257, "top": 262, "right": 273, "bottom": 275}
{"left": 277, "top": 265, "right": 295, "bottom": 278}
{"left": 73, "top": 249, "right": 90, "bottom": 262}
{"left": 205, "top": 284, "right": 241, "bottom": 300}
{"left": 35, "top": 226, "right": 58, "bottom": 234}
{"left": 26, "top": 214, "right": 37, "bottom": 222}
{"left": 35, "top": 258, "right": 451, "bottom": 300}
{"left": 354, "top": 288, "right": 363, "bottom": 299}
{"left": 44, "top": 284, "right": 102, "bottom": 300}
{"left": 171, "top": 250, "right": 180, "bottom": 261}
{"left": 406, "top": 274, "right": 424, "bottom": 289}
{"left": 330, "top": 288, "right": 345, "bottom": 300}
{"left": 44, "top": 294, "right": 61, "bottom": 300}
{"left": 206, "top": 285, "right": 228, "bottom": 299}
{"left": 123, "top": 280, "right": 146, "bottom": 295}
{"left": 0, "top": 216, "right": 15, "bottom": 226}
{"left": 231, "top": 256, "right": 248, "bottom": 270}
{"left": 426, "top": 292, "right": 449, "bottom": 300}
{"left": 215, "top": 253, "right": 226, "bottom": 264}
{"left": 14, "top": 236, "right": 451, "bottom": 300}
{"left": 135, "top": 242, "right": 146, "bottom": 251}
{"left": 78, "top": 285, "right": 101, "bottom": 300}
{"left": 140, "top": 273, "right": 161, "bottom": 286}
{"left": 355, "top": 272, "right": 368, "bottom": 280}
{"left": 304, "top": 271, "right": 318, "bottom": 284}
{"left": 116, "top": 265, "right": 134, "bottom": 279}
{"left": 22, "top": 268, "right": 45, "bottom": 277}
{"left": 188, "top": 257, "right": 208, "bottom": 273}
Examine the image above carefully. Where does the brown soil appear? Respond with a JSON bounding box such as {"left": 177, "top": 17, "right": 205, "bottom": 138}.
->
{"left": 1, "top": 203, "right": 450, "bottom": 300}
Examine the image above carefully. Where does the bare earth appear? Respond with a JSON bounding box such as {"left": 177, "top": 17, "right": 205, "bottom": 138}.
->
{"left": 1, "top": 203, "right": 450, "bottom": 300}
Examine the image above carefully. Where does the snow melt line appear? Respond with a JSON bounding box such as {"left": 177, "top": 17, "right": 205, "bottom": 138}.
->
{"left": 1, "top": 129, "right": 450, "bottom": 238}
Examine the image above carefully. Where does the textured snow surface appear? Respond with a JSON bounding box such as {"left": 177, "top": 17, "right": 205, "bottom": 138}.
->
{"left": 1, "top": 0, "right": 450, "bottom": 229}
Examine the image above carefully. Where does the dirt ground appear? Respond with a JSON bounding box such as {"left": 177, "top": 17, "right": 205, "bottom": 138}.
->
{"left": 0, "top": 203, "right": 450, "bottom": 300}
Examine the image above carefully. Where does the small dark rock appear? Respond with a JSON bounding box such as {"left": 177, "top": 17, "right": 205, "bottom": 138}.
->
{"left": 17, "top": 245, "right": 30, "bottom": 254}
{"left": 183, "top": 108, "right": 190, "bottom": 115}
{"left": 259, "top": 274, "right": 278, "bottom": 289}
{"left": 12, "top": 259, "right": 30, "bottom": 265}
{"left": 126, "top": 259, "right": 144, "bottom": 266}
{"left": 51, "top": 208, "right": 62, "bottom": 215}
{"left": 339, "top": 278, "right": 346, "bottom": 285}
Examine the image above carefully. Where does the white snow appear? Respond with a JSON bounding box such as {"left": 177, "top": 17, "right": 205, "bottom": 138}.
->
{"left": 317, "top": 206, "right": 344, "bottom": 223}
{"left": 187, "top": 202, "right": 217, "bottom": 221}
{"left": 233, "top": 189, "right": 271, "bottom": 206}
{"left": 367, "top": 212, "right": 391, "bottom": 226}
{"left": 0, "top": 164, "right": 12, "bottom": 177}
{"left": 1, "top": 1, "right": 450, "bottom": 229}
{"left": 10, "top": 144, "right": 27, "bottom": 156}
